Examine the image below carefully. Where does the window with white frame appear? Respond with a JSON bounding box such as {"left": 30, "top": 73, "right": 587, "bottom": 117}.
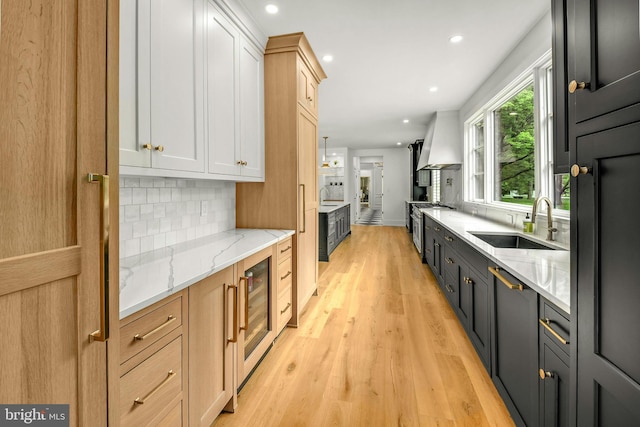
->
{"left": 464, "top": 53, "right": 570, "bottom": 213}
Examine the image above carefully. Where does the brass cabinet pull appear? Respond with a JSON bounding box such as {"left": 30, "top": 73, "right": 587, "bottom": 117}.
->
{"left": 300, "top": 184, "right": 306, "bottom": 233}
{"left": 134, "top": 370, "right": 176, "bottom": 405}
{"left": 239, "top": 277, "right": 249, "bottom": 331}
{"left": 434, "top": 243, "right": 440, "bottom": 248}
{"left": 88, "top": 173, "right": 110, "bottom": 342}
{"left": 425, "top": 225, "right": 431, "bottom": 230}
{"left": 539, "top": 318, "right": 569, "bottom": 345}
{"left": 445, "top": 284, "right": 454, "bottom": 293}
{"left": 142, "top": 143, "right": 152, "bottom": 150}
{"left": 228, "top": 283, "right": 238, "bottom": 343}
{"left": 489, "top": 266, "right": 523, "bottom": 291}
{"left": 445, "top": 257, "right": 454, "bottom": 264}
{"left": 154, "top": 145, "right": 164, "bottom": 152}
{"left": 134, "top": 315, "right": 176, "bottom": 341}
{"left": 280, "top": 245, "right": 292, "bottom": 253}
{"left": 280, "top": 302, "right": 292, "bottom": 315}
{"left": 236, "top": 160, "right": 243, "bottom": 165}
{"left": 568, "top": 80, "right": 589, "bottom": 93}
{"left": 539, "top": 369, "right": 554, "bottom": 380}
{"left": 570, "top": 164, "right": 591, "bottom": 177}
{"left": 434, "top": 226, "right": 441, "bottom": 232}
{"left": 444, "top": 236, "right": 454, "bottom": 242}
{"left": 426, "top": 249, "right": 432, "bottom": 254}
{"left": 280, "top": 271, "right": 292, "bottom": 281}
{"left": 463, "top": 277, "right": 474, "bottom": 285}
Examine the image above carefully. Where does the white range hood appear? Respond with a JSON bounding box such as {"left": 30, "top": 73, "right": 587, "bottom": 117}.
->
{"left": 416, "top": 111, "right": 462, "bottom": 170}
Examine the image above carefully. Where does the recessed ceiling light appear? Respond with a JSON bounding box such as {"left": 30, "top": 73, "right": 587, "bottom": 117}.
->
{"left": 322, "top": 55, "right": 333, "bottom": 62}
{"left": 265, "top": 4, "right": 278, "bottom": 14}
{"left": 449, "top": 35, "right": 463, "bottom": 44}
{"left": 332, "top": 152, "right": 337, "bottom": 156}
{"left": 403, "top": 119, "right": 409, "bottom": 123}
{"left": 396, "top": 142, "right": 402, "bottom": 146}
{"left": 429, "top": 86, "right": 439, "bottom": 92}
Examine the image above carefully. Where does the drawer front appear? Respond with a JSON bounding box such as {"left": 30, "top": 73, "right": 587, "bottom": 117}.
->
{"left": 278, "top": 256, "right": 293, "bottom": 294}
{"left": 277, "top": 285, "right": 293, "bottom": 332}
{"left": 540, "top": 299, "right": 571, "bottom": 356}
{"left": 120, "top": 337, "right": 183, "bottom": 427}
{"left": 277, "top": 237, "right": 293, "bottom": 262}
{"left": 458, "top": 241, "right": 489, "bottom": 281}
{"left": 120, "top": 296, "right": 183, "bottom": 362}
{"left": 442, "top": 228, "right": 458, "bottom": 252}
{"left": 156, "top": 400, "right": 183, "bottom": 427}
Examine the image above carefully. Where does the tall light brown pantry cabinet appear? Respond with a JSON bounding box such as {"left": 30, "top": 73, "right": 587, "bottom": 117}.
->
{"left": 237, "top": 33, "right": 326, "bottom": 326}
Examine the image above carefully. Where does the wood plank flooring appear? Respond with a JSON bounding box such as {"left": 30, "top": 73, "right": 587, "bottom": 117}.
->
{"left": 214, "top": 225, "right": 514, "bottom": 427}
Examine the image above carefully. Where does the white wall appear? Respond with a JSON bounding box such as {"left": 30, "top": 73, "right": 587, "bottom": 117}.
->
{"left": 459, "top": 11, "right": 552, "bottom": 122}
{"left": 347, "top": 148, "right": 410, "bottom": 226}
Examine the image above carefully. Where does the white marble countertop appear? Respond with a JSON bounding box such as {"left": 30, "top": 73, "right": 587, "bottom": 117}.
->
{"left": 421, "top": 208, "right": 570, "bottom": 314}
{"left": 318, "top": 202, "right": 350, "bottom": 214}
{"left": 119, "top": 228, "right": 295, "bottom": 319}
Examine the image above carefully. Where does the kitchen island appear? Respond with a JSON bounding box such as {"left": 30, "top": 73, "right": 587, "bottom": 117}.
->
{"left": 318, "top": 202, "right": 351, "bottom": 262}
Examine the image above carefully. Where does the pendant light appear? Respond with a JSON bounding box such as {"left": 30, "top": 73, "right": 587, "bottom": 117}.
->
{"left": 321, "top": 136, "right": 331, "bottom": 168}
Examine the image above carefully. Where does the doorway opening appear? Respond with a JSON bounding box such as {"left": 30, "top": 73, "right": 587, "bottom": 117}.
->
{"left": 356, "top": 158, "right": 383, "bottom": 225}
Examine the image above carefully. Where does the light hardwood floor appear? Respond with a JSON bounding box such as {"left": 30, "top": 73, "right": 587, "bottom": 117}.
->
{"left": 214, "top": 225, "right": 514, "bottom": 427}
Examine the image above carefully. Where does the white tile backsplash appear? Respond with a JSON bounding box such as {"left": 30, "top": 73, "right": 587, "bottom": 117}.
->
{"left": 120, "top": 177, "right": 235, "bottom": 258}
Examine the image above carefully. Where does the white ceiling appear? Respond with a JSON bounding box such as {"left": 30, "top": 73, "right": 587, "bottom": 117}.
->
{"left": 237, "top": 0, "right": 550, "bottom": 151}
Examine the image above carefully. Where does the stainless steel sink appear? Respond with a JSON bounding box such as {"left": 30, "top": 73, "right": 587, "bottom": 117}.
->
{"left": 470, "top": 233, "right": 565, "bottom": 250}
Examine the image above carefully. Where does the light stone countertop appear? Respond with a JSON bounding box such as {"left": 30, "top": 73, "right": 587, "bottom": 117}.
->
{"left": 318, "top": 202, "right": 350, "bottom": 214}
{"left": 421, "top": 208, "right": 570, "bottom": 314}
{"left": 119, "top": 228, "right": 295, "bottom": 319}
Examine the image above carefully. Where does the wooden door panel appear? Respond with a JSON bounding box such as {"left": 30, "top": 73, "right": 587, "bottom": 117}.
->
{"left": 0, "top": 0, "right": 112, "bottom": 425}
{"left": 576, "top": 121, "right": 640, "bottom": 425}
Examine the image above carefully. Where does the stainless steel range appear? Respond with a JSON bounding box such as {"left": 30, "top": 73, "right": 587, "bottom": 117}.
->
{"left": 410, "top": 202, "right": 455, "bottom": 260}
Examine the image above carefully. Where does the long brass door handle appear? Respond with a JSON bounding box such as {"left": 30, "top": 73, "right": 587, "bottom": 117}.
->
{"left": 539, "top": 318, "right": 569, "bottom": 345}
{"left": 88, "top": 173, "right": 110, "bottom": 342}
{"left": 134, "top": 370, "right": 176, "bottom": 404}
{"left": 489, "top": 266, "right": 523, "bottom": 291}
{"left": 300, "top": 184, "right": 306, "bottom": 233}
{"left": 134, "top": 315, "right": 176, "bottom": 340}
{"left": 228, "top": 283, "right": 238, "bottom": 343}
{"left": 239, "top": 277, "right": 249, "bottom": 331}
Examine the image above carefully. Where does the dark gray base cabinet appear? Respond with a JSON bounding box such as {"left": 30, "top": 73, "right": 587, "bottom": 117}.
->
{"left": 539, "top": 298, "right": 571, "bottom": 427}
{"left": 319, "top": 205, "right": 351, "bottom": 262}
{"left": 490, "top": 267, "right": 539, "bottom": 427}
{"left": 422, "top": 216, "right": 574, "bottom": 427}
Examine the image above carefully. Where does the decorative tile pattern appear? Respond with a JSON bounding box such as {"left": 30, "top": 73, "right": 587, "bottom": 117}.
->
{"left": 119, "top": 177, "right": 235, "bottom": 258}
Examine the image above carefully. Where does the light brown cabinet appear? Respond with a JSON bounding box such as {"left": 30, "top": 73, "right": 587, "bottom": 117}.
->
{"left": 277, "top": 237, "right": 294, "bottom": 333}
{"left": 237, "top": 33, "right": 326, "bottom": 326}
{"left": 119, "top": 292, "right": 189, "bottom": 426}
{"left": 188, "top": 266, "right": 236, "bottom": 426}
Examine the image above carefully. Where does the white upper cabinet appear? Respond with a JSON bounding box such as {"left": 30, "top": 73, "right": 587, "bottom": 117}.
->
{"left": 206, "top": 1, "right": 264, "bottom": 181}
{"left": 120, "top": 0, "right": 265, "bottom": 180}
{"left": 120, "top": 0, "right": 205, "bottom": 174}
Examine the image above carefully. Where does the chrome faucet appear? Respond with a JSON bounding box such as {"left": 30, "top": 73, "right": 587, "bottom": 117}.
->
{"left": 531, "top": 196, "right": 557, "bottom": 241}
